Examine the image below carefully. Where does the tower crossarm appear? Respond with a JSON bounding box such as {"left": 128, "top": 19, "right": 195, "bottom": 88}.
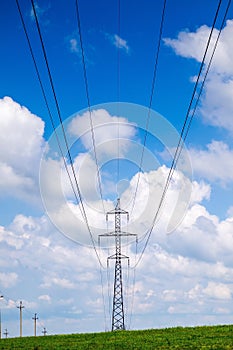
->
{"left": 107, "top": 253, "right": 129, "bottom": 260}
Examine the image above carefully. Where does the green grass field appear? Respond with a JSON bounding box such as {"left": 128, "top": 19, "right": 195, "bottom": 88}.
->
{"left": 0, "top": 325, "right": 233, "bottom": 349}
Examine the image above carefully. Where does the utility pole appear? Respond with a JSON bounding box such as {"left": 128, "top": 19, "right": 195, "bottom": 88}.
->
{"left": 32, "top": 313, "right": 38, "bottom": 336}
{"left": 17, "top": 301, "right": 24, "bottom": 337}
{"left": 42, "top": 327, "right": 47, "bottom": 336}
{"left": 3, "top": 329, "right": 8, "bottom": 339}
{"left": 99, "top": 198, "right": 137, "bottom": 331}
{"left": 0, "top": 295, "right": 3, "bottom": 339}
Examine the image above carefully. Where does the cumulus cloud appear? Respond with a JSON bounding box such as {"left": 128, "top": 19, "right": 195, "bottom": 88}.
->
{"left": 0, "top": 225, "right": 24, "bottom": 250}
{"left": 68, "top": 108, "right": 136, "bottom": 157}
{"left": 199, "top": 74, "right": 233, "bottom": 131}
{"left": 0, "top": 272, "right": 18, "bottom": 288}
{"left": 0, "top": 212, "right": 105, "bottom": 330}
{"left": 164, "top": 20, "right": 233, "bottom": 75}
{"left": 0, "top": 97, "right": 45, "bottom": 202}
{"left": 40, "top": 161, "right": 193, "bottom": 245}
{"left": 41, "top": 276, "right": 76, "bottom": 289}
{"left": 164, "top": 25, "right": 219, "bottom": 63}
{"left": 203, "top": 282, "right": 232, "bottom": 300}
{"left": 61, "top": 152, "right": 100, "bottom": 202}
{"left": 2, "top": 95, "right": 233, "bottom": 332}
{"left": 189, "top": 141, "right": 233, "bottom": 183}
{"left": 164, "top": 20, "right": 233, "bottom": 131}
{"left": 3, "top": 164, "right": 233, "bottom": 332}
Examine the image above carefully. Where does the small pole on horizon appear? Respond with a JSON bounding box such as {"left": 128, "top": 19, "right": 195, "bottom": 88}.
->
{"left": 0, "top": 295, "right": 3, "bottom": 339}
{"left": 42, "top": 327, "right": 47, "bottom": 336}
{"left": 32, "top": 313, "right": 38, "bottom": 336}
{"left": 17, "top": 301, "right": 24, "bottom": 337}
{"left": 3, "top": 329, "right": 8, "bottom": 339}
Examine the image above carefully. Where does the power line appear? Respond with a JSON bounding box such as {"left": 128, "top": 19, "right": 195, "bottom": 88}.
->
{"left": 174, "top": 0, "right": 232, "bottom": 172}
{"left": 29, "top": 0, "right": 86, "bottom": 219}
{"left": 117, "top": 0, "right": 121, "bottom": 184}
{"left": 75, "top": 0, "right": 106, "bottom": 216}
{"left": 0, "top": 289, "right": 47, "bottom": 337}
{"left": 31, "top": 0, "right": 108, "bottom": 328}
{"left": 15, "top": 0, "right": 87, "bottom": 226}
{"left": 75, "top": 0, "right": 120, "bottom": 330}
{"left": 16, "top": 0, "right": 105, "bottom": 268}
{"left": 133, "top": 0, "right": 226, "bottom": 268}
{"left": 127, "top": 239, "right": 138, "bottom": 329}
{"left": 14, "top": 0, "right": 231, "bottom": 332}
{"left": 130, "top": 0, "right": 167, "bottom": 216}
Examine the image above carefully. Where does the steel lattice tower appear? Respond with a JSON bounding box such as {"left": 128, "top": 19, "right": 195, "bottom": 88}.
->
{"left": 99, "top": 198, "right": 137, "bottom": 331}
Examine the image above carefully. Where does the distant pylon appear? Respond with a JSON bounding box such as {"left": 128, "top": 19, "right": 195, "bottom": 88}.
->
{"left": 42, "top": 327, "right": 47, "bottom": 336}
{"left": 99, "top": 198, "right": 137, "bottom": 331}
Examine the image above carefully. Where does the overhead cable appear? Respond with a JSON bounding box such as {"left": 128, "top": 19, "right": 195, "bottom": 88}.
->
{"left": 16, "top": 0, "right": 105, "bottom": 268}
{"left": 130, "top": 0, "right": 167, "bottom": 216}
{"left": 31, "top": 0, "right": 105, "bottom": 268}
{"left": 117, "top": 0, "right": 121, "bottom": 184}
{"left": 133, "top": 0, "right": 228, "bottom": 268}
{"left": 75, "top": 0, "right": 106, "bottom": 216}
{"left": 15, "top": 0, "right": 84, "bottom": 224}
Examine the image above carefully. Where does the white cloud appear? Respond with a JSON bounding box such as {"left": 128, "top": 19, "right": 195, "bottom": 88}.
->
{"left": 5, "top": 299, "right": 17, "bottom": 309}
{"left": 213, "top": 307, "right": 230, "bottom": 314}
{"left": 30, "top": 2, "right": 41, "bottom": 19}
{"left": 1, "top": 94, "right": 233, "bottom": 332}
{"left": 61, "top": 152, "right": 99, "bottom": 202}
{"left": 0, "top": 97, "right": 45, "bottom": 202}
{"left": 38, "top": 294, "right": 51, "bottom": 303}
{"left": 189, "top": 141, "right": 233, "bottom": 183}
{"left": 0, "top": 225, "right": 24, "bottom": 250}
{"left": 0, "top": 272, "right": 18, "bottom": 288}
{"left": 69, "top": 38, "right": 80, "bottom": 54}
{"left": 105, "top": 33, "right": 130, "bottom": 53}
{"left": 40, "top": 162, "right": 193, "bottom": 245}
{"left": 2, "top": 167, "right": 233, "bottom": 333}
{"left": 42, "top": 276, "right": 76, "bottom": 289}
{"left": 203, "top": 282, "right": 232, "bottom": 300}
{"left": 36, "top": 135, "right": 233, "bottom": 329}
{"left": 187, "top": 284, "right": 203, "bottom": 301}
{"left": 200, "top": 74, "right": 233, "bottom": 131}
{"left": 113, "top": 34, "right": 130, "bottom": 53}
{"left": 164, "top": 20, "right": 233, "bottom": 75}
{"left": 68, "top": 108, "right": 136, "bottom": 157}
{"left": 162, "top": 289, "right": 180, "bottom": 302}
{"left": 164, "top": 20, "right": 233, "bottom": 131}
{"left": 30, "top": 2, "right": 50, "bottom": 24}
{"left": 164, "top": 25, "right": 219, "bottom": 63}
{"left": 190, "top": 181, "right": 210, "bottom": 203}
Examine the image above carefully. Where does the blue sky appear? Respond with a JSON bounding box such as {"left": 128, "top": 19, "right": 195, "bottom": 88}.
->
{"left": 1, "top": 0, "right": 233, "bottom": 338}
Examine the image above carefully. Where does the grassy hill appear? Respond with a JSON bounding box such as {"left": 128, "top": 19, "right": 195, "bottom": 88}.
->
{"left": 0, "top": 325, "right": 233, "bottom": 349}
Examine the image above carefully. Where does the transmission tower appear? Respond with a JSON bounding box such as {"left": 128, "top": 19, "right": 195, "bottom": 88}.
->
{"left": 99, "top": 198, "right": 137, "bottom": 331}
